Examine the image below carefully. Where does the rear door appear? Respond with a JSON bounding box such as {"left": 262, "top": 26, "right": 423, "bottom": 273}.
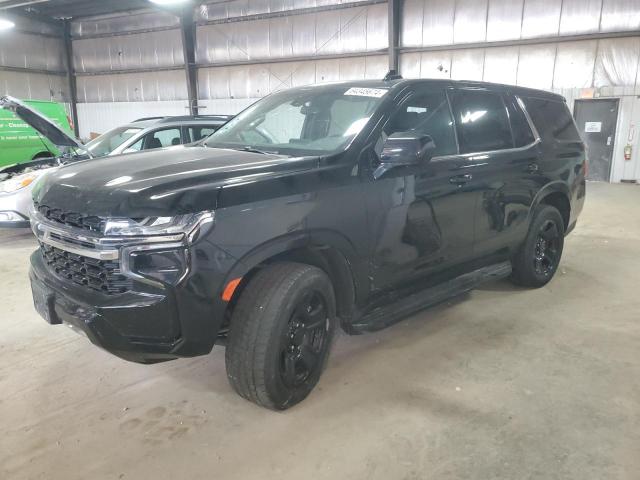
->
{"left": 449, "top": 88, "right": 540, "bottom": 259}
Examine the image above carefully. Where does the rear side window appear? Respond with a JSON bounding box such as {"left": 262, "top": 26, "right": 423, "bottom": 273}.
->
{"left": 521, "top": 97, "right": 580, "bottom": 143}
{"left": 450, "top": 90, "right": 514, "bottom": 154}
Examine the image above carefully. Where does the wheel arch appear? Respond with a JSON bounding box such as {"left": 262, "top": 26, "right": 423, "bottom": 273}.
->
{"left": 220, "top": 230, "right": 365, "bottom": 329}
{"left": 32, "top": 151, "right": 54, "bottom": 160}
{"left": 531, "top": 182, "right": 571, "bottom": 231}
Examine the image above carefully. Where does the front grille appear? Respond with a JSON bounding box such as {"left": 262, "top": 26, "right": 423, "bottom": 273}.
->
{"left": 40, "top": 243, "right": 132, "bottom": 295}
{"left": 35, "top": 203, "right": 105, "bottom": 233}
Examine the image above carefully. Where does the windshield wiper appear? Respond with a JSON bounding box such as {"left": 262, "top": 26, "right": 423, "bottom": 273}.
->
{"left": 232, "top": 146, "right": 275, "bottom": 155}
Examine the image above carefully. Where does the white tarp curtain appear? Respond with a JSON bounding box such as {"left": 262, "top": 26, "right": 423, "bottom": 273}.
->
{"left": 76, "top": 70, "right": 188, "bottom": 103}
{"left": 197, "top": 0, "right": 373, "bottom": 21}
{"left": 400, "top": 36, "right": 640, "bottom": 91}
{"left": 402, "top": 0, "right": 640, "bottom": 47}
{"left": 0, "top": 71, "right": 68, "bottom": 101}
{"left": 195, "top": 3, "right": 388, "bottom": 64}
{"left": 198, "top": 55, "right": 388, "bottom": 99}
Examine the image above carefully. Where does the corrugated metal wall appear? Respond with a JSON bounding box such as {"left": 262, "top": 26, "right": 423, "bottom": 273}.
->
{"left": 3, "top": 0, "right": 640, "bottom": 179}
{"left": 0, "top": 13, "right": 69, "bottom": 101}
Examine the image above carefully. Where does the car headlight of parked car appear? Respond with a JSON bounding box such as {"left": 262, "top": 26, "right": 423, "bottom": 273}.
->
{"left": 0, "top": 172, "right": 39, "bottom": 193}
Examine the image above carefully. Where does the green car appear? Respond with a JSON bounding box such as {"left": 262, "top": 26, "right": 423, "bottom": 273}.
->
{"left": 0, "top": 99, "right": 73, "bottom": 169}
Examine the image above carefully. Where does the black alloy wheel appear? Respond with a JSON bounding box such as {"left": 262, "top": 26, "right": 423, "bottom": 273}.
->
{"left": 226, "top": 262, "right": 336, "bottom": 410}
{"left": 510, "top": 204, "right": 565, "bottom": 288}
{"left": 280, "top": 290, "right": 330, "bottom": 387}
{"left": 533, "top": 219, "right": 561, "bottom": 277}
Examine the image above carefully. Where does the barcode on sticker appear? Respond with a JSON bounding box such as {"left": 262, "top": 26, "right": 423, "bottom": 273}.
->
{"left": 344, "top": 87, "right": 388, "bottom": 98}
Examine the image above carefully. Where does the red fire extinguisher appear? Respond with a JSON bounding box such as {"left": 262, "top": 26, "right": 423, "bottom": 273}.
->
{"left": 624, "top": 144, "right": 632, "bottom": 161}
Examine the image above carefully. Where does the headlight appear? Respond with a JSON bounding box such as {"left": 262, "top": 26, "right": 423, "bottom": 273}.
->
{"left": 0, "top": 172, "right": 38, "bottom": 193}
{"left": 104, "top": 211, "right": 214, "bottom": 241}
{"left": 128, "top": 248, "right": 189, "bottom": 285}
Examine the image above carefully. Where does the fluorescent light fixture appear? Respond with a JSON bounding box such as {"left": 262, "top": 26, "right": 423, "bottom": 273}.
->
{"left": 148, "top": 0, "right": 189, "bottom": 5}
{"left": 0, "top": 18, "right": 15, "bottom": 31}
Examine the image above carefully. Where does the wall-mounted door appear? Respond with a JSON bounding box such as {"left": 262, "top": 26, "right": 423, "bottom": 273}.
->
{"left": 574, "top": 99, "right": 619, "bottom": 182}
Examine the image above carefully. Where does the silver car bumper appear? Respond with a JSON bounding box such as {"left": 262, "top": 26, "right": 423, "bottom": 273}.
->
{"left": 0, "top": 183, "right": 36, "bottom": 228}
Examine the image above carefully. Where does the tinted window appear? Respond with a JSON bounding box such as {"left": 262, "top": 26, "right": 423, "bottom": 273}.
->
{"left": 506, "top": 98, "right": 536, "bottom": 147}
{"left": 188, "top": 126, "right": 217, "bottom": 142}
{"left": 450, "top": 90, "right": 513, "bottom": 154}
{"left": 382, "top": 90, "right": 457, "bottom": 157}
{"left": 521, "top": 97, "right": 580, "bottom": 142}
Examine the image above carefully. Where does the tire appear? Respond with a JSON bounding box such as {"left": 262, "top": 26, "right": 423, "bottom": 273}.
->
{"left": 225, "top": 262, "right": 336, "bottom": 410}
{"left": 510, "top": 204, "right": 565, "bottom": 288}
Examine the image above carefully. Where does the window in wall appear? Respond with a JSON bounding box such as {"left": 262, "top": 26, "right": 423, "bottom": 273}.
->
{"left": 450, "top": 90, "right": 514, "bottom": 154}
{"left": 521, "top": 97, "right": 581, "bottom": 143}
{"left": 381, "top": 90, "right": 457, "bottom": 157}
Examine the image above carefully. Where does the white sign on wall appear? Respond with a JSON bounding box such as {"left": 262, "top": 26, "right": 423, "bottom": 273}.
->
{"left": 585, "top": 121, "right": 602, "bottom": 133}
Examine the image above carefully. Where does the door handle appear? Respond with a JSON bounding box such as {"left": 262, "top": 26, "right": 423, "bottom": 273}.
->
{"left": 449, "top": 173, "right": 473, "bottom": 185}
{"left": 527, "top": 163, "right": 539, "bottom": 173}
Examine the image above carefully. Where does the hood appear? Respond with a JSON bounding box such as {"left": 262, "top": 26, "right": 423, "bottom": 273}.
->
{"left": 33, "top": 145, "right": 318, "bottom": 218}
{"left": 0, "top": 95, "right": 84, "bottom": 150}
{"left": 0, "top": 157, "right": 59, "bottom": 181}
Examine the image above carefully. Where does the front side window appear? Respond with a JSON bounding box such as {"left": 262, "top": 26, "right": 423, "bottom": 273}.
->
{"left": 380, "top": 90, "right": 457, "bottom": 157}
{"left": 86, "top": 127, "right": 142, "bottom": 157}
{"left": 205, "top": 85, "right": 388, "bottom": 156}
{"left": 450, "top": 90, "right": 513, "bottom": 154}
{"left": 146, "top": 128, "right": 181, "bottom": 149}
{"left": 188, "top": 126, "right": 218, "bottom": 142}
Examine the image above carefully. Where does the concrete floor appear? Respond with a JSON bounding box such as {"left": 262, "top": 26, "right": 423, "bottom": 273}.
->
{"left": 0, "top": 182, "right": 638, "bottom": 480}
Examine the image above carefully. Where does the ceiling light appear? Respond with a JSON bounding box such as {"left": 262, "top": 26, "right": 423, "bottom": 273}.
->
{"left": 0, "top": 18, "right": 15, "bottom": 31}
{"left": 148, "top": 0, "right": 189, "bottom": 5}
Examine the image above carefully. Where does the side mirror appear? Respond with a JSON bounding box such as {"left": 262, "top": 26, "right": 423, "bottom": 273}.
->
{"left": 374, "top": 132, "right": 436, "bottom": 179}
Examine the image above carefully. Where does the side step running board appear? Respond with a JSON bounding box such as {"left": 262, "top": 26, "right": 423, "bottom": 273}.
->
{"left": 351, "top": 261, "right": 512, "bottom": 333}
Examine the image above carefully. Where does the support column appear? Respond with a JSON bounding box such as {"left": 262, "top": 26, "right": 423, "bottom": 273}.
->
{"left": 63, "top": 19, "right": 79, "bottom": 137}
{"left": 180, "top": 9, "right": 199, "bottom": 116}
{"left": 388, "top": 0, "right": 400, "bottom": 74}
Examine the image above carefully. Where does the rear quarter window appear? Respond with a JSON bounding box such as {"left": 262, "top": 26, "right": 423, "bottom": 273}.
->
{"left": 521, "top": 97, "right": 580, "bottom": 143}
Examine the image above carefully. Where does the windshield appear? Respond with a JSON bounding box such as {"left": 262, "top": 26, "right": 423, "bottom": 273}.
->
{"left": 86, "top": 127, "right": 142, "bottom": 157}
{"left": 204, "top": 85, "right": 388, "bottom": 156}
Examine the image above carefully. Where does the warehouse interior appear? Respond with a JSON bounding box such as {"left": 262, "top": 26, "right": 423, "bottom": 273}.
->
{"left": 0, "top": 0, "right": 639, "bottom": 479}
{"left": 1, "top": 0, "right": 640, "bottom": 181}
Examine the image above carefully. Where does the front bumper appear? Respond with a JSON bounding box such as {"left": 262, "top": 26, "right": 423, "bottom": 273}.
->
{"left": 0, "top": 210, "right": 30, "bottom": 228}
{"left": 0, "top": 187, "right": 34, "bottom": 228}
{"left": 29, "top": 245, "right": 231, "bottom": 364}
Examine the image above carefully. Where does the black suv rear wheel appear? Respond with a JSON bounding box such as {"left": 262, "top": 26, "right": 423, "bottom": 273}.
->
{"left": 510, "top": 204, "right": 565, "bottom": 288}
{"left": 225, "top": 262, "right": 336, "bottom": 410}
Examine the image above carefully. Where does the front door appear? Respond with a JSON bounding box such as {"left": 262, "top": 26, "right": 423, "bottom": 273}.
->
{"left": 574, "top": 99, "right": 619, "bottom": 182}
{"left": 363, "top": 86, "right": 476, "bottom": 291}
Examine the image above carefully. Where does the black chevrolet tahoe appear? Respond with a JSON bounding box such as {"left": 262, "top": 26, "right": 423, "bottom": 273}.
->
{"left": 22, "top": 78, "right": 585, "bottom": 410}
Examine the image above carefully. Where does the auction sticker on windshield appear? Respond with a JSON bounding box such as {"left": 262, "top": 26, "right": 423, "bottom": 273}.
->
{"left": 344, "top": 87, "right": 388, "bottom": 98}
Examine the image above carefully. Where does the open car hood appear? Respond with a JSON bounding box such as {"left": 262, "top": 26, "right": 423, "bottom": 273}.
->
{"left": 0, "top": 95, "right": 84, "bottom": 150}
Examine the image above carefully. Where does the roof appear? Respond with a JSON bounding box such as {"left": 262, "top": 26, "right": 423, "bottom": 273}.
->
{"left": 129, "top": 115, "right": 233, "bottom": 129}
{"left": 283, "top": 78, "right": 564, "bottom": 101}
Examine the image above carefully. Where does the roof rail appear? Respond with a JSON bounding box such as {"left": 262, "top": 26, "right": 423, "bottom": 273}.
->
{"left": 133, "top": 116, "right": 167, "bottom": 122}
{"left": 383, "top": 70, "right": 403, "bottom": 81}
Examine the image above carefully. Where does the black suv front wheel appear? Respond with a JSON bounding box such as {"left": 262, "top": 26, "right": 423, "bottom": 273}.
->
{"left": 225, "top": 262, "right": 336, "bottom": 410}
{"left": 510, "top": 204, "right": 565, "bottom": 288}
